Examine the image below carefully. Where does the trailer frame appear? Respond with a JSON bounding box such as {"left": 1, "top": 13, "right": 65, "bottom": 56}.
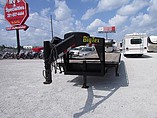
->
{"left": 43, "top": 32, "right": 121, "bottom": 88}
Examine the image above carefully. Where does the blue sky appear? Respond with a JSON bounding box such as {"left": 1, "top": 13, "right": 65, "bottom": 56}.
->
{"left": 0, "top": 0, "right": 157, "bottom": 46}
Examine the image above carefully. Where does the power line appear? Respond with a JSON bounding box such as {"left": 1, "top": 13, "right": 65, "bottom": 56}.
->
{"left": 0, "top": 20, "right": 62, "bottom": 37}
{"left": 28, "top": 25, "right": 62, "bottom": 37}
{"left": 28, "top": 16, "right": 65, "bottom": 33}
{"left": 31, "top": 17, "right": 51, "bottom": 23}
{"left": 0, "top": 14, "right": 63, "bottom": 37}
{"left": 29, "top": 25, "right": 51, "bottom": 32}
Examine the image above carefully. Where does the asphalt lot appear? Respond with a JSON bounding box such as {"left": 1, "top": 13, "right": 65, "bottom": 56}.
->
{"left": 0, "top": 53, "right": 157, "bottom": 118}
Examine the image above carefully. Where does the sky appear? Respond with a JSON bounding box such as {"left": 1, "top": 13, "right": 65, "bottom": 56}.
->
{"left": 0, "top": 0, "right": 157, "bottom": 46}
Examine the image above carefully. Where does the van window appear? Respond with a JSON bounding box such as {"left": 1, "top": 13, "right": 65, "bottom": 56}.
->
{"left": 131, "top": 39, "right": 142, "bottom": 44}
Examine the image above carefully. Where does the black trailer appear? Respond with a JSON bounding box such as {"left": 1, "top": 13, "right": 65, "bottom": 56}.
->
{"left": 43, "top": 32, "right": 121, "bottom": 88}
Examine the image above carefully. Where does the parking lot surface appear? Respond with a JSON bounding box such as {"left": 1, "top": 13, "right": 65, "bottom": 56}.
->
{"left": 0, "top": 53, "right": 157, "bottom": 118}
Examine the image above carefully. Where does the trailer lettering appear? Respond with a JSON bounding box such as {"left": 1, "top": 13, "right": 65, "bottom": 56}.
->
{"left": 83, "top": 36, "right": 100, "bottom": 44}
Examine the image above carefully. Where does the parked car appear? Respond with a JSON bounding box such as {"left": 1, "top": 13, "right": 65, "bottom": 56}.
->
{"left": 69, "top": 46, "right": 85, "bottom": 57}
{"left": 79, "top": 46, "right": 95, "bottom": 57}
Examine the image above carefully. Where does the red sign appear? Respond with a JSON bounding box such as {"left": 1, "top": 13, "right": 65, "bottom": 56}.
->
{"left": 98, "top": 26, "right": 116, "bottom": 33}
{"left": 6, "top": 24, "right": 29, "bottom": 31}
{"left": 4, "top": 0, "right": 29, "bottom": 26}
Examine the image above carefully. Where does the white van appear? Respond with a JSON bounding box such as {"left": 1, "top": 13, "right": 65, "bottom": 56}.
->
{"left": 123, "top": 33, "right": 147, "bottom": 57}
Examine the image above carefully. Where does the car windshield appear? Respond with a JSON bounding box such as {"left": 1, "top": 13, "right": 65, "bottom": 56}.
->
{"left": 81, "top": 47, "right": 93, "bottom": 51}
{"left": 72, "top": 47, "right": 81, "bottom": 50}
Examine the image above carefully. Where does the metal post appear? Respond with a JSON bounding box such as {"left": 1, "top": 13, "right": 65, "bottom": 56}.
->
{"left": 82, "top": 75, "right": 89, "bottom": 88}
{"left": 82, "top": 60, "right": 89, "bottom": 88}
{"left": 43, "top": 41, "right": 52, "bottom": 84}
{"left": 16, "top": 29, "right": 20, "bottom": 55}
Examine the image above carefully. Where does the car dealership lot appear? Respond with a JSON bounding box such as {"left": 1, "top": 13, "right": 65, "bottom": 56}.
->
{"left": 0, "top": 53, "right": 157, "bottom": 118}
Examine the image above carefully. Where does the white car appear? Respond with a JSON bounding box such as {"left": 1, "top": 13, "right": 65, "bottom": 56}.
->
{"left": 69, "top": 46, "right": 85, "bottom": 57}
{"left": 79, "top": 47, "right": 95, "bottom": 57}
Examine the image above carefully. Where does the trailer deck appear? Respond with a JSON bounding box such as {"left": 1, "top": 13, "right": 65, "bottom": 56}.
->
{"left": 59, "top": 52, "right": 121, "bottom": 76}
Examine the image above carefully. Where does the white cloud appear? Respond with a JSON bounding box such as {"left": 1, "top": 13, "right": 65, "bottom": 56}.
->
{"left": 81, "top": 0, "right": 96, "bottom": 2}
{"left": 81, "top": 8, "right": 96, "bottom": 20}
{"left": 54, "top": 0, "right": 72, "bottom": 21}
{"left": 75, "top": 20, "right": 84, "bottom": 31}
{"left": 139, "top": 14, "right": 152, "bottom": 27}
{"left": 0, "top": 14, "right": 5, "bottom": 24}
{"left": 82, "top": 0, "right": 129, "bottom": 20}
{"left": 147, "top": 0, "right": 157, "bottom": 16}
{"left": 0, "top": 0, "right": 6, "bottom": 5}
{"left": 52, "top": 0, "right": 87, "bottom": 37}
{"left": 27, "top": 12, "right": 50, "bottom": 29}
{"left": 40, "top": 8, "right": 51, "bottom": 17}
{"left": 126, "top": 0, "right": 157, "bottom": 34}
{"left": 108, "top": 15, "right": 128, "bottom": 27}
{"left": 8, "top": 12, "right": 53, "bottom": 46}
{"left": 131, "top": 13, "right": 152, "bottom": 28}
{"left": 118, "top": 0, "right": 149, "bottom": 16}
{"left": 0, "top": 26, "right": 17, "bottom": 46}
{"left": 86, "top": 19, "right": 106, "bottom": 31}
{"left": 97, "top": 0, "right": 129, "bottom": 11}
{"left": 106, "top": 0, "right": 152, "bottom": 40}
{"left": 53, "top": 18, "right": 75, "bottom": 36}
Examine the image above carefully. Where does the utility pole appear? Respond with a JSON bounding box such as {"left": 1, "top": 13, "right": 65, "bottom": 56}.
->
{"left": 105, "top": 32, "right": 108, "bottom": 40}
{"left": 50, "top": 15, "right": 53, "bottom": 40}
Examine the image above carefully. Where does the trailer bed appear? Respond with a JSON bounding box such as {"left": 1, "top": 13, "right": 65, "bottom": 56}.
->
{"left": 58, "top": 52, "right": 121, "bottom": 76}
{"left": 84, "top": 52, "right": 121, "bottom": 64}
